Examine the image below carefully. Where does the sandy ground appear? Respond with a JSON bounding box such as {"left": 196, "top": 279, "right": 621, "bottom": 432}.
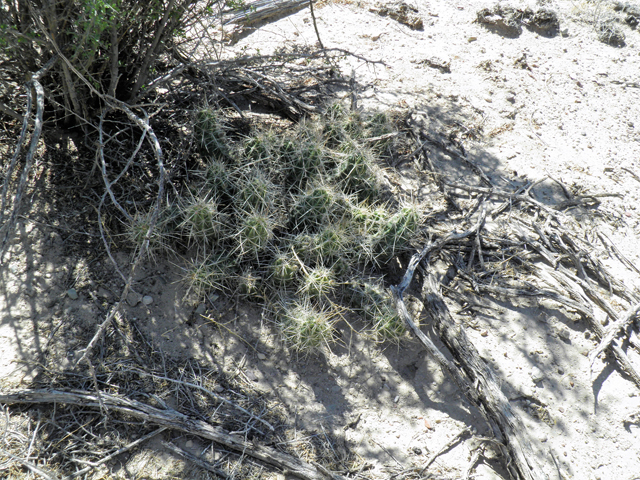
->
{"left": 2, "top": 0, "right": 640, "bottom": 479}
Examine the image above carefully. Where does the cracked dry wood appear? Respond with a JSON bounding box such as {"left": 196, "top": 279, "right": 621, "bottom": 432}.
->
{"left": 391, "top": 210, "right": 549, "bottom": 480}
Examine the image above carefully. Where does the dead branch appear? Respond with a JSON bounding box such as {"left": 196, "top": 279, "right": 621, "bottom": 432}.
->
{"left": 0, "top": 389, "right": 346, "bottom": 480}
{"left": 543, "top": 267, "right": 640, "bottom": 389}
{"left": 0, "top": 55, "right": 59, "bottom": 263}
{"left": 597, "top": 231, "right": 640, "bottom": 276}
{"left": 65, "top": 427, "right": 167, "bottom": 480}
{"left": 590, "top": 303, "right": 640, "bottom": 370}
{"left": 222, "top": 0, "right": 308, "bottom": 26}
{"left": 126, "top": 367, "right": 275, "bottom": 432}
{"left": 0, "top": 100, "right": 24, "bottom": 122}
{"left": 419, "top": 274, "right": 547, "bottom": 480}
{"left": 419, "top": 427, "right": 473, "bottom": 474}
{"left": 392, "top": 205, "right": 549, "bottom": 480}
{"left": 309, "top": 0, "right": 324, "bottom": 49}
{"left": 162, "top": 441, "right": 230, "bottom": 479}
{"left": 0, "top": 447, "right": 60, "bottom": 480}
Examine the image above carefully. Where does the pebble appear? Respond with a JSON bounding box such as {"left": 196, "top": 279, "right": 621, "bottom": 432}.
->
{"left": 142, "top": 295, "right": 153, "bottom": 306}
{"left": 257, "top": 353, "right": 267, "bottom": 360}
{"left": 126, "top": 292, "right": 141, "bottom": 306}
{"left": 394, "top": 395, "right": 400, "bottom": 403}
{"left": 552, "top": 324, "right": 571, "bottom": 340}
{"left": 531, "top": 367, "right": 545, "bottom": 383}
{"left": 67, "top": 288, "right": 79, "bottom": 300}
{"left": 213, "top": 385, "right": 224, "bottom": 393}
{"left": 195, "top": 303, "right": 206, "bottom": 315}
{"left": 97, "top": 287, "right": 111, "bottom": 300}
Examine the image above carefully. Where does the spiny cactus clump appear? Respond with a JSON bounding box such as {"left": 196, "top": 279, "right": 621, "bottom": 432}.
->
{"left": 158, "top": 104, "right": 424, "bottom": 351}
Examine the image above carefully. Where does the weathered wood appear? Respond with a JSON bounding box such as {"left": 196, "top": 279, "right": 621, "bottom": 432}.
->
{"left": 544, "top": 268, "right": 640, "bottom": 389}
{"left": 0, "top": 389, "right": 345, "bottom": 480}
{"left": 590, "top": 303, "right": 640, "bottom": 369}
{"left": 420, "top": 275, "right": 547, "bottom": 480}
{"left": 392, "top": 208, "right": 549, "bottom": 480}
{"left": 223, "top": 0, "right": 309, "bottom": 26}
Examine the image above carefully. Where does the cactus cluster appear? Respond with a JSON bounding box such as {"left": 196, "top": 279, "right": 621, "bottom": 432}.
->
{"left": 127, "top": 104, "right": 423, "bottom": 350}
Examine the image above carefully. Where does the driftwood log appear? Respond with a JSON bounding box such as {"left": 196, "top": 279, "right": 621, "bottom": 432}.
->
{"left": 0, "top": 389, "right": 346, "bottom": 480}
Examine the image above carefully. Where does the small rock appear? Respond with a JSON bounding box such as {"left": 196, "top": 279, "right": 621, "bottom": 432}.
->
{"left": 468, "top": 36, "right": 478, "bottom": 42}
{"left": 97, "top": 287, "right": 111, "bottom": 299}
{"left": 520, "top": 386, "right": 534, "bottom": 398}
{"left": 185, "top": 440, "right": 194, "bottom": 448}
{"left": 394, "top": 395, "right": 400, "bottom": 403}
{"left": 531, "top": 367, "right": 545, "bottom": 383}
{"left": 142, "top": 295, "right": 153, "bottom": 306}
{"left": 126, "top": 292, "right": 141, "bottom": 306}
{"left": 195, "top": 303, "right": 206, "bottom": 315}
{"left": 213, "top": 385, "right": 224, "bottom": 393}
{"left": 552, "top": 324, "right": 571, "bottom": 340}
{"left": 257, "top": 353, "right": 267, "bottom": 360}
{"left": 67, "top": 288, "right": 79, "bottom": 300}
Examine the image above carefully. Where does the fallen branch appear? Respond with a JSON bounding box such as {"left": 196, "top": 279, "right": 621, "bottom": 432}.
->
{"left": 418, "top": 274, "right": 547, "bottom": 480}
{"left": 545, "top": 267, "right": 640, "bottom": 389}
{"left": 419, "top": 427, "right": 473, "bottom": 474}
{"left": 0, "top": 447, "right": 60, "bottom": 480}
{"left": 65, "top": 427, "right": 167, "bottom": 479}
{"left": 0, "top": 55, "right": 59, "bottom": 263}
{"left": 392, "top": 206, "right": 549, "bottom": 480}
{"left": 222, "top": 0, "right": 308, "bottom": 26}
{"left": 0, "top": 389, "right": 345, "bottom": 480}
{"left": 162, "top": 441, "right": 230, "bottom": 479}
{"left": 589, "top": 303, "right": 640, "bottom": 370}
